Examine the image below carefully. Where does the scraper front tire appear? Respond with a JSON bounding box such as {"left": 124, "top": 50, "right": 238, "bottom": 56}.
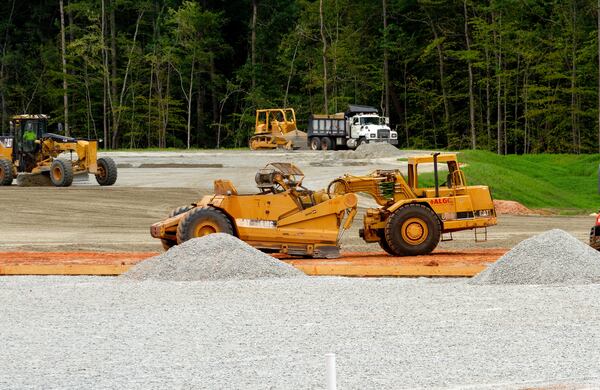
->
{"left": 176, "top": 206, "right": 234, "bottom": 244}
{"left": 384, "top": 204, "right": 441, "bottom": 256}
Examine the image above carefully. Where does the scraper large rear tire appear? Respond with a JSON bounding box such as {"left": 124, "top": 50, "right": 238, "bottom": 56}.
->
{"left": 176, "top": 206, "right": 234, "bottom": 244}
{"left": 384, "top": 204, "right": 441, "bottom": 256}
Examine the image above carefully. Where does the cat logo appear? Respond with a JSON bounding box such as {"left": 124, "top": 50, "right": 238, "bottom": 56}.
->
{"left": 0, "top": 138, "right": 12, "bottom": 148}
{"left": 429, "top": 198, "right": 452, "bottom": 205}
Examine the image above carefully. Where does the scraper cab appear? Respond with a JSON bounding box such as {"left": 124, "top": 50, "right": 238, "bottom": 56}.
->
{"left": 150, "top": 162, "right": 358, "bottom": 258}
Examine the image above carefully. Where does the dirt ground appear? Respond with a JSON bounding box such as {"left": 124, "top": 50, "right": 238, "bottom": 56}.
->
{"left": 0, "top": 150, "right": 595, "bottom": 253}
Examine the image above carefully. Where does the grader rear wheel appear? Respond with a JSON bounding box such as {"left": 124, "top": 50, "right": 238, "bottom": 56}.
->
{"left": 0, "top": 159, "right": 13, "bottom": 186}
{"left": 384, "top": 204, "right": 441, "bottom": 256}
{"left": 176, "top": 206, "right": 234, "bottom": 244}
{"left": 161, "top": 205, "right": 194, "bottom": 251}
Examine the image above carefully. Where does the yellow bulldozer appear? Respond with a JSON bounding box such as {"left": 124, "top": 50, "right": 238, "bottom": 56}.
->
{"left": 0, "top": 114, "right": 117, "bottom": 187}
{"left": 248, "top": 108, "right": 307, "bottom": 150}
{"left": 151, "top": 154, "right": 496, "bottom": 257}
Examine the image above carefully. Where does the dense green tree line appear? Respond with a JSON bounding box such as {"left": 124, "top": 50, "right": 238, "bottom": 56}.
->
{"left": 1, "top": 0, "right": 600, "bottom": 153}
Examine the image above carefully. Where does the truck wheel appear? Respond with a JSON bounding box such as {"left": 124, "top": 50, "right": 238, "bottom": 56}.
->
{"left": 310, "top": 137, "right": 321, "bottom": 151}
{"left": 321, "top": 137, "right": 332, "bottom": 150}
{"left": 95, "top": 157, "right": 118, "bottom": 186}
{"left": 50, "top": 160, "right": 74, "bottom": 187}
{"left": 357, "top": 137, "right": 368, "bottom": 147}
{"left": 161, "top": 205, "right": 194, "bottom": 251}
{"left": 0, "top": 159, "right": 13, "bottom": 186}
{"left": 176, "top": 206, "right": 234, "bottom": 244}
{"left": 384, "top": 204, "right": 441, "bottom": 256}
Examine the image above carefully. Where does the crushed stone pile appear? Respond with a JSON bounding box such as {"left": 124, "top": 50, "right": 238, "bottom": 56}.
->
{"left": 349, "top": 142, "right": 402, "bottom": 159}
{"left": 122, "top": 233, "right": 305, "bottom": 281}
{"left": 470, "top": 229, "right": 600, "bottom": 285}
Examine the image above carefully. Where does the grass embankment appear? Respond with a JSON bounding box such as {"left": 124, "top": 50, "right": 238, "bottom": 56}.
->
{"left": 454, "top": 151, "right": 600, "bottom": 214}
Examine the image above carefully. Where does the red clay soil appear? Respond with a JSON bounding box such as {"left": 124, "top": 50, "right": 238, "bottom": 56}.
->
{"left": 0, "top": 249, "right": 507, "bottom": 267}
{"left": 0, "top": 252, "right": 157, "bottom": 265}
{"left": 494, "top": 199, "right": 546, "bottom": 216}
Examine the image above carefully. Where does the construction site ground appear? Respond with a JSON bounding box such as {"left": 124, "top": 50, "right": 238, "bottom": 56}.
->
{"left": 2, "top": 149, "right": 598, "bottom": 389}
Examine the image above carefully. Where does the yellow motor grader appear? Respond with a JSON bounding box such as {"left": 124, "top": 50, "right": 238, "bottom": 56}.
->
{"left": 248, "top": 108, "right": 307, "bottom": 150}
{"left": 151, "top": 154, "right": 496, "bottom": 257}
{"left": 0, "top": 114, "right": 117, "bottom": 187}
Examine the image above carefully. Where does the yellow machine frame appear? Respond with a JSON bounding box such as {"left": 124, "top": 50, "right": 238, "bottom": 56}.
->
{"left": 151, "top": 163, "right": 358, "bottom": 258}
{"left": 328, "top": 153, "right": 496, "bottom": 255}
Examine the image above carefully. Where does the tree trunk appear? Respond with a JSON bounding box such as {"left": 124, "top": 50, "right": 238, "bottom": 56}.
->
{"left": 571, "top": 1, "right": 579, "bottom": 154}
{"left": 110, "top": 1, "right": 118, "bottom": 148}
{"left": 424, "top": 11, "right": 449, "bottom": 127}
{"left": 101, "top": 0, "right": 108, "bottom": 148}
{"left": 0, "top": 0, "right": 16, "bottom": 134}
{"left": 493, "top": 12, "right": 502, "bottom": 155}
{"left": 186, "top": 59, "right": 195, "bottom": 149}
{"left": 251, "top": 0, "right": 257, "bottom": 90}
{"left": 598, "top": 0, "right": 600, "bottom": 153}
{"left": 59, "top": 0, "right": 69, "bottom": 136}
{"left": 111, "top": 10, "right": 142, "bottom": 149}
{"left": 485, "top": 45, "right": 491, "bottom": 149}
{"left": 319, "top": 0, "right": 328, "bottom": 113}
{"left": 284, "top": 39, "right": 299, "bottom": 107}
{"left": 382, "top": 0, "right": 389, "bottom": 116}
{"left": 464, "top": 0, "right": 475, "bottom": 149}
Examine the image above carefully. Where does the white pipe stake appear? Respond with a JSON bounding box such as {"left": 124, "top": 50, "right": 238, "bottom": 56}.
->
{"left": 326, "top": 353, "right": 336, "bottom": 390}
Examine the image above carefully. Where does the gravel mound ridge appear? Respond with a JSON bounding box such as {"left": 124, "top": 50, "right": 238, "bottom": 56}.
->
{"left": 122, "top": 233, "right": 305, "bottom": 281}
{"left": 470, "top": 229, "right": 600, "bottom": 285}
{"left": 351, "top": 142, "right": 401, "bottom": 159}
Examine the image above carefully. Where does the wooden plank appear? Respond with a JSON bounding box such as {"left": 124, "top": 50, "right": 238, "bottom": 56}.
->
{"left": 288, "top": 263, "right": 487, "bottom": 277}
{"left": 0, "top": 264, "right": 133, "bottom": 276}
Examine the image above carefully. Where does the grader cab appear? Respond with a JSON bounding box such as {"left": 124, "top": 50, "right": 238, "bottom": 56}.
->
{"left": 0, "top": 114, "right": 117, "bottom": 187}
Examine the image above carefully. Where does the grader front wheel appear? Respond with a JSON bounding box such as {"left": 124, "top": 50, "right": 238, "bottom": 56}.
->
{"left": 0, "top": 159, "right": 14, "bottom": 186}
{"left": 384, "top": 204, "right": 441, "bottom": 256}
{"left": 176, "top": 206, "right": 234, "bottom": 244}
{"left": 50, "top": 159, "right": 74, "bottom": 187}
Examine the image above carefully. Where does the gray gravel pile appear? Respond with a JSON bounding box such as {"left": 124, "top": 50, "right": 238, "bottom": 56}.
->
{"left": 3, "top": 276, "right": 600, "bottom": 389}
{"left": 471, "top": 229, "right": 600, "bottom": 285}
{"left": 122, "top": 233, "right": 305, "bottom": 281}
{"left": 349, "top": 142, "right": 401, "bottom": 159}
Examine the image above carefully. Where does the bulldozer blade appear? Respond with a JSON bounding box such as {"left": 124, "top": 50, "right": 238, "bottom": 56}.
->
{"left": 283, "top": 130, "right": 308, "bottom": 150}
{"left": 16, "top": 172, "right": 52, "bottom": 187}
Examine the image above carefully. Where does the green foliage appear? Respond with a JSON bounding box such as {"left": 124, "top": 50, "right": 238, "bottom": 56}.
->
{"left": 457, "top": 150, "right": 600, "bottom": 214}
{"left": 0, "top": 0, "right": 600, "bottom": 152}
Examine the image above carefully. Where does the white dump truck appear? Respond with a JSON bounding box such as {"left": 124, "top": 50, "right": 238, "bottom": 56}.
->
{"left": 307, "top": 105, "right": 398, "bottom": 150}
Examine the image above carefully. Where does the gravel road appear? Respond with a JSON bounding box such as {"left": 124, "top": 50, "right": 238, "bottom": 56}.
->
{"left": 1, "top": 276, "right": 600, "bottom": 389}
